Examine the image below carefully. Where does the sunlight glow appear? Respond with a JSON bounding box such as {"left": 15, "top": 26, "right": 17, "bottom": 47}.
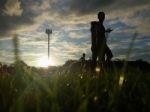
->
{"left": 95, "top": 66, "right": 101, "bottom": 73}
{"left": 119, "top": 75, "right": 124, "bottom": 86}
{"left": 37, "top": 56, "right": 56, "bottom": 67}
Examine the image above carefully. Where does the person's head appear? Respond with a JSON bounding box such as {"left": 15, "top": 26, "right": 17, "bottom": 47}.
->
{"left": 83, "top": 53, "right": 85, "bottom": 57}
{"left": 98, "top": 12, "right": 105, "bottom": 23}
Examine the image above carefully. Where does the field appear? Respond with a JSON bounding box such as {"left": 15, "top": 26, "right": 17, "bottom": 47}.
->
{"left": 0, "top": 60, "right": 150, "bottom": 112}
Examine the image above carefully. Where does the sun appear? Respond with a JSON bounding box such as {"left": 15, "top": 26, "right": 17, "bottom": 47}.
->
{"left": 37, "top": 56, "right": 56, "bottom": 67}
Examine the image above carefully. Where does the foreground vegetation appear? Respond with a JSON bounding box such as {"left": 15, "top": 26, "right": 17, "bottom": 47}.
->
{"left": 0, "top": 61, "right": 150, "bottom": 112}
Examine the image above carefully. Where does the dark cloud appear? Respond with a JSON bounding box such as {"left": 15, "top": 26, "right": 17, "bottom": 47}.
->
{"left": 0, "top": 0, "right": 6, "bottom": 9}
{"left": 0, "top": 0, "right": 41, "bottom": 38}
{"left": 0, "top": 0, "right": 150, "bottom": 38}
{"left": 107, "top": 0, "right": 150, "bottom": 12}
{"left": 107, "top": 21, "right": 136, "bottom": 31}
{"left": 52, "top": 0, "right": 150, "bottom": 15}
{"left": 68, "top": 0, "right": 114, "bottom": 14}
{"left": 49, "top": 0, "right": 114, "bottom": 16}
{"left": 130, "top": 6, "right": 150, "bottom": 20}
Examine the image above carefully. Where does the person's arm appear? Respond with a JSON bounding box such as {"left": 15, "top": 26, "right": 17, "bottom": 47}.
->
{"left": 105, "top": 28, "right": 113, "bottom": 33}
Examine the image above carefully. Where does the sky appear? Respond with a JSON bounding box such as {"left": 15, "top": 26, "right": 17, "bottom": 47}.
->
{"left": 0, "top": 0, "right": 150, "bottom": 67}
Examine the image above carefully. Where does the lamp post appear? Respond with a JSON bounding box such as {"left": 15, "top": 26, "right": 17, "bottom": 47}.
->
{"left": 45, "top": 29, "right": 52, "bottom": 60}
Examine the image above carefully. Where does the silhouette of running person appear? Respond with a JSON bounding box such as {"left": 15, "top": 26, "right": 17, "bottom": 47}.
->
{"left": 91, "top": 12, "right": 113, "bottom": 71}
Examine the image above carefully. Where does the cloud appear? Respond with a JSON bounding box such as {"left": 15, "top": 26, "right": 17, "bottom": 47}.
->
{"left": 0, "top": 0, "right": 46, "bottom": 38}
{"left": 3, "top": 0, "right": 23, "bottom": 16}
{"left": 0, "top": 0, "right": 150, "bottom": 38}
{"left": 50, "top": 0, "right": 150, "bottom": 16}
{"left": 65, "top": 0, "right": 114, "bottom": 15}
{"left": 128, "top": 6, "right": 150, "bottom": 35}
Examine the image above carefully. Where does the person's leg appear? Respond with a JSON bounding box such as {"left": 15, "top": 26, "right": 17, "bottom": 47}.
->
{"left": 105, "top": 45, "right": 113, "bottom": 61}
{"left": 104, "top": 45, "right": 113, "bottom": 71}
{"left": 97, "top": 43, "right": 106, "bottom": 74}
{"left": 92, "top": 48, "right": 97, "bottom": 72}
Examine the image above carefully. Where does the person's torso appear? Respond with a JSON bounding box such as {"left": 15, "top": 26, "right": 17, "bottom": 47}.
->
{"left": 95, "top": 22, "right": 106, "bottom": 45}
{"left": 91, "top": 21, "right": 106, "bottom": 38}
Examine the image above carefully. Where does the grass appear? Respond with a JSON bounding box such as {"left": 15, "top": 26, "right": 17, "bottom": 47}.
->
{"left": 0, "top": 63, "right": 149, "bottom": 112}
{"left": 0, "top": 34, "right": 150, "bottom": 112}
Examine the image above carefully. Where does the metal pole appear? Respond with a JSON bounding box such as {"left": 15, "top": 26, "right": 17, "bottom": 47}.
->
{"left": 48, "top": 34, "right": 50, "bottom": 60}
{"left": 46, "top": 29, "right": 52, "bottom": 61}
